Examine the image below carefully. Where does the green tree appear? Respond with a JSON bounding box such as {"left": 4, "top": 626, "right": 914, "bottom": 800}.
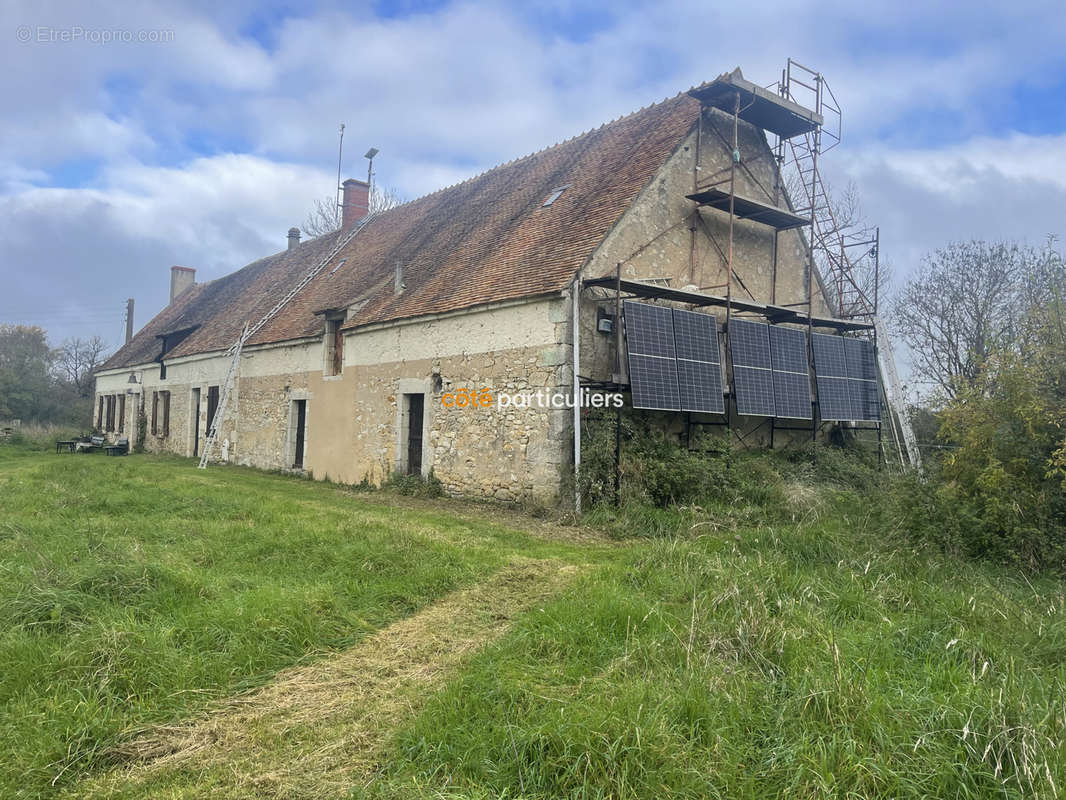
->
{"left": 0, "top": 325, "right": 55, "bottom": 422}
{"left": 934, "top": 247, "right": 1066, "bottom": 568}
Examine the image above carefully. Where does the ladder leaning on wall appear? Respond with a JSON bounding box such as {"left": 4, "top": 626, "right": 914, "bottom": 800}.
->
{"left": 874, "top": 319, "right": 922, "bottom": 472}
{"left": 197, "top": 211, "right": 378, "bottom": 469}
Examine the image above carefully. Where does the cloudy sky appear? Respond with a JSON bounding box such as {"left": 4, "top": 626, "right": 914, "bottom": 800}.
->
{"left": 3, "top": 0, "right": 1066, "bottom": 357}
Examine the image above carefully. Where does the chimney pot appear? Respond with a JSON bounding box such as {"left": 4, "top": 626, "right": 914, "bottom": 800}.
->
{"left": 341, "top": 178, "right": 370, "bottom": 231}
{"left": 169, "top": 266, "right": 196, "bottom": 304}
{"left": 287, "top": 227, "right": 301, "bottom": 249}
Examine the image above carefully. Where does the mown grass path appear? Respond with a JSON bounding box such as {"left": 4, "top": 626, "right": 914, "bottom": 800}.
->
{"left": 70, "top": 559, "right": 584, "bottom": 799}
{"left": 0, "top": 451, "right": 602, "bottom": 799}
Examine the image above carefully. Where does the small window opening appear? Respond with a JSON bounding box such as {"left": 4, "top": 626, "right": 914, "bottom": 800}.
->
{"left": 404, "top": 393, "right": 424, "bottom": 476}
{"left": 291, "top": 399, "right": 307, "bottom": 469}
{"left": 325, "top": 317, "right": 344, "bottom": 376}
{"left": 206, "top": 386, "right": 220, "bottom": 435}
{"left": 541, "top": 184, "right": 571, "bottom": 207}
{"left": 153, "top": 390, "right": 171, "bottom": 439}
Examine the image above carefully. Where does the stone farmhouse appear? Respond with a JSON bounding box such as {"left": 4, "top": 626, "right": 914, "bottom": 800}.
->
{"left": 94, "top": 68, "right": 849, "bottom": 504}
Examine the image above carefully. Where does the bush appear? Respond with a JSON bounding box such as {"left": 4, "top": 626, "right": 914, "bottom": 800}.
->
{"left": 578, "top": 412, "right": 736, "bottom": 509}
{"left": 384, "top": 470, "right": 445, "bottom": 498}
{"left": 927, "top": 312, "right": 1066, "bottom": 572}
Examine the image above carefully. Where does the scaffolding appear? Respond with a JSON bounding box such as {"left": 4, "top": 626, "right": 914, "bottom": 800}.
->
{"left": 583, "top": 60, "right": 921, "bottom": 483}
{"left": 771, "top": 59, "right": 920, "bottom": 469}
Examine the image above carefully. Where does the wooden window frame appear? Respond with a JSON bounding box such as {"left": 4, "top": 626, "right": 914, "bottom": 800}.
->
{"left": 324, "top": 316, "right": 344, "bottom": 376}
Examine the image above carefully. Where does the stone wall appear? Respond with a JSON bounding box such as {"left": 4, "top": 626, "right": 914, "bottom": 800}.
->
{"left": 94, "top": 296, "right": 570, "bottom": 504}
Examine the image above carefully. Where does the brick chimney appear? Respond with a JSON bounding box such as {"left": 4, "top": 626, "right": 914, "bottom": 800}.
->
{"left": 288, "top": 227, "right": 301, "bottom": 249}
{"left": 341, "top": 178, "right": 370, "bottom": 231}
{"left": 170, "top": 266, "right": 196, "bottom": 303}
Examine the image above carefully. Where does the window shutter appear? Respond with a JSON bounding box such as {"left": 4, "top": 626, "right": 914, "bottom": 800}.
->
{"left": 163, "top": 392, "right": 170, "bottom": 437}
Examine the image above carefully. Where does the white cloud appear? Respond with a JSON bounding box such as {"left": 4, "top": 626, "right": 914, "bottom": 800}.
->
{"left": 0, "top": 154, "right": 335, "bottom": 345}
{"left": 3, "top": 0, "right": 1066, "bottom": 352}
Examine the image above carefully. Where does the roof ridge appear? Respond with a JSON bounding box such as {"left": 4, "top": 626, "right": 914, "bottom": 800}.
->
{"left": 381, "top": 90, "right": 692, "bottom": 211}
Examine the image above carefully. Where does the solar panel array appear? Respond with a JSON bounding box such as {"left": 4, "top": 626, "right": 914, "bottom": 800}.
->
{"left": 624, "top": 301, "right": 724, "bottom": 414}
{"left": 769, "top": 325, "right": 812, "bottom": 419}
{"left": 625, "top": 301, "right": 879, "bottom": 425}
{"left": 811, "top": 333, "right": 879, "bottom": 421}
{"left": 728, "top": 318, "right": 776, "bottom": 417}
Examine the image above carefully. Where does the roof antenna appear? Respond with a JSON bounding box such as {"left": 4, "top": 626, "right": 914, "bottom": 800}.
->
{"left": 335, "top": 123, "right": 345, "bottom": 228}
{"left": 365, "top": 147, "right": 379, "bottom": 210}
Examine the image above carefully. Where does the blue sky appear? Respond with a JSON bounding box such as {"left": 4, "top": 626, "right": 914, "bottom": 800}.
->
{"left": 2, "top": 0, "right": 1066, "bottom": 384}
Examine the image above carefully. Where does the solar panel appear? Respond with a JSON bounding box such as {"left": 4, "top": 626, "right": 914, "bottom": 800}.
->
{"left": 811, "top": 333, "right": 852, "bottom": 421}
{"left": 769, "top": 325, "right": 812, "bottom": 420}
{"left": 734, "top": 366, "right": 776, "bottom": 416}
{"left": 629, "top": 355, "right": 681, "bottom": 411}
{"left": 672, "top": 308, "right": 724, "bottom": 414}
{"left": 677, "top": 360, "right": 724, "bottom": 413}
{"left": 812, "top": 334, "right": 881, "bottom": 421}
{"left": 844, "top": 338, "right": 877, "bottom": 380}
{"left": 844, "top": 337, "right": 880, "bottom": 421}
{"left": 729, "top": 318, "right": 775, "bottom": 416}
{"left": 624, "top": 301, "right": 675, "bottom": 359}
{"left": 817, "top": 376, "right": 853, "bottom": 421}
{"left": 811, "top": 333, "right": 847, "bottom": 377}
{"left": 729, "top": 318, "right": 772, "bottom": 369}
{"left": 624, "top": 301, "right": 680, "bottom": 411}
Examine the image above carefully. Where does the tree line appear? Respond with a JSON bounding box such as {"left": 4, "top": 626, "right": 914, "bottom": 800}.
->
{"left": 0, "top": 325, "right": 107, "bottom": 427}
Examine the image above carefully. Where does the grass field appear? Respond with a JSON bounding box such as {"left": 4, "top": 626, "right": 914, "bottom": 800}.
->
{"left": 2, "top": 444, "right": 1065, "bottom": 798}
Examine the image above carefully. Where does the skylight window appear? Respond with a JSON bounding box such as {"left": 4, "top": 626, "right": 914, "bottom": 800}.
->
{"left": 329, "top": 258, "right": 347, "bottom": 276}
{"left": 542, "top": 184, "right": 571, "bottom": 207}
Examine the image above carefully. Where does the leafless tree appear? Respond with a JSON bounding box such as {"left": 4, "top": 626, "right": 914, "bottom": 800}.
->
{"left": 56, "top": 336, "right": 108, "bottom": 398}
{"left": 301, "top": 185, "right": 406, "bottom": 238}
{"left": 780, "top": 169, "right": 888, "bottom": 315}
{"left": 891, "top": 241, "right": 1041, "bottom": 400}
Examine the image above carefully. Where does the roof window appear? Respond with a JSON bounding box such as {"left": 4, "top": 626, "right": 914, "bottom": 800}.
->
{"left": 541, "top": 184, "right": 571, "bottom": 207}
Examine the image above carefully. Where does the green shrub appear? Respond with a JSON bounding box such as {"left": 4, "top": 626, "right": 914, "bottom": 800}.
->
{"left": 925, "top": 310, "right": 1066, "bottom": 572}
{"left": 384, "top": 470, "right": 445, "bottom": 498}
{"left": 578, "top": 412, "right": 736, "bottom": 509}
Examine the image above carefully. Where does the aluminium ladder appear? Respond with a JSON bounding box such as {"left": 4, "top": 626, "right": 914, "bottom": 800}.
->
{"left": 197, "top": 323, "right": 248, "bottom": 469}
{"left": 874, "top": 319, "right": 922, "bottom": 472}
{"left": 197, "top": 211, "right": 378, "bottom": 469}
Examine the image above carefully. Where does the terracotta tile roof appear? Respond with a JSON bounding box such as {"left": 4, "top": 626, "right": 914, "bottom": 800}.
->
{"left": 101, "top": 92, "right": 700, "bottom": 371}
